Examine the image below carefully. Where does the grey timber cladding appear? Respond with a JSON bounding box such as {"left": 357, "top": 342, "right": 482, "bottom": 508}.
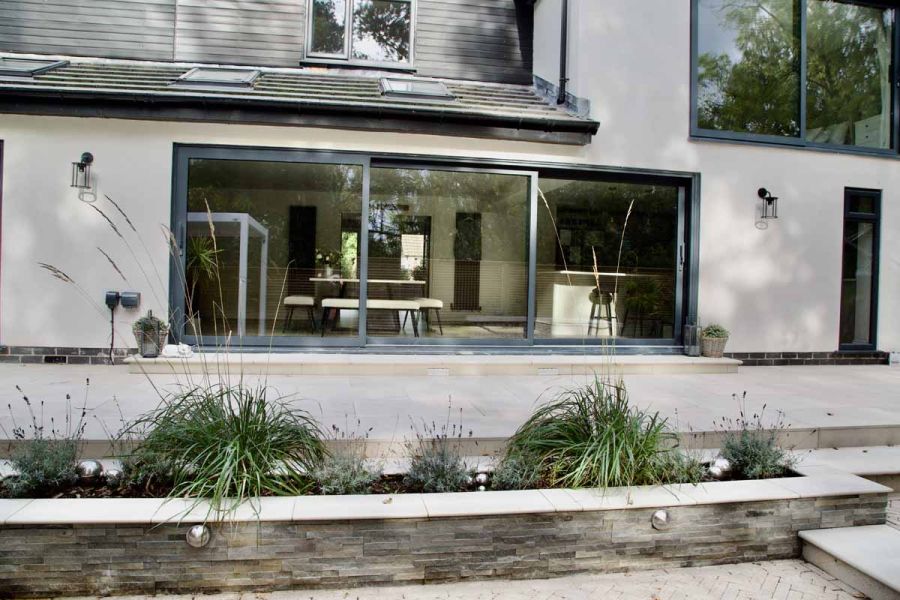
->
{"left": 0, "top": 0, "right": 532, "bottom": 84}
{"left": 415, "top": 0, "right": 533, "bottom": 84}
{"left": 174, "top": 0, "right": 305, "bottom": 66}
{"left": 0, "top": 0, "right": 176, "bottom": 61}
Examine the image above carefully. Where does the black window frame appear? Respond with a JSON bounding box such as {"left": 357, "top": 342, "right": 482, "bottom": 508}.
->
{"left": 690, "top": 0, "right": 900, "bottom": 159}
{"left": 304, "top": 0, "right": 416, "bottom": 69}
{"left": 170, "top": 144, "right": 701, "bottom": 353}
{"left": 839, "top": 187, "right": 881, "bottom": 351}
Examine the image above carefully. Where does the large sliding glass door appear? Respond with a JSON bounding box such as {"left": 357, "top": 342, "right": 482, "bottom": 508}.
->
{"left": 365, "top": 167, "right": 533, "bottom": 343}
{"left": 535, "top": 178, "right": 683, "bottom": 342}
{"left": 172, "top": 146, "right": 692, "bottom": 349}
{"left": 174, "top": 149, "right": 368, "bottom": 347}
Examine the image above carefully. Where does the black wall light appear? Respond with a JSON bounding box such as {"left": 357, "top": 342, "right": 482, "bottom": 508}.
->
{"left": 71, "top": 152, "right": 94, "bottom": 190}
{"left": 757, "top": 188, "right": 779, "bottom": 220}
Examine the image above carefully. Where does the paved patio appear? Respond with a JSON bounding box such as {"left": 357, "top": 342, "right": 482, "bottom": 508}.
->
{"left": 64, "top": 560, "right": 863, "bottom": 599}
{"left": 0, "top": 363, "right": 898, "bottom": 445}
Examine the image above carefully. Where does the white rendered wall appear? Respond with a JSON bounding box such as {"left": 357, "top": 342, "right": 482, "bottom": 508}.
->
{"left": 531, "top": 0, "right": 900, "bottom": 353}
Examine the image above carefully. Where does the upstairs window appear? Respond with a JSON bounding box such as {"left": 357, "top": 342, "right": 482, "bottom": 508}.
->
{"left": 693, "top": 0, "right": 897, "bottom": 153}
{"left": 0, "top": 57, "right": 67, "bottom": 77}
{"left": 307, "top": 0, "right": 413, "bottom": 66}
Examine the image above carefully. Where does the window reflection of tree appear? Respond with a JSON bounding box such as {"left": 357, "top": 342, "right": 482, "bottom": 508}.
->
{"left": 352, "top": 0, "right": 411, "bottom": 62}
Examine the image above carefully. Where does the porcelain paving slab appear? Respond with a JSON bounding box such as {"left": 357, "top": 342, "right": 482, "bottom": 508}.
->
{"left": 800, "top": 525, "right": 900, "bottom": 593}
{"left": 2, "top": 364, "right": 899, "bottom": 447}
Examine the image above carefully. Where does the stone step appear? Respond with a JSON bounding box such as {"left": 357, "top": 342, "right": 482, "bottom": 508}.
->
{"left": 126, "top": 352, "right": 741, "bottom": 376}
{"left": 800, "top": 525, "right": 900, "bottom": 600}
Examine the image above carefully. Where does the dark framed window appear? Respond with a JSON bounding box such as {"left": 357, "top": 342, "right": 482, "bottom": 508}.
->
{"left": 692, "top": 0, "right": 899, "bottom": 156}
{"left": 170, "top": 146, "right": 700, "bottom": 351}
{"left": 839, "top": 188, "right": 880, "bottom": 350}
{"left": 306, "top": 0, "right": 414, "bottom": 67}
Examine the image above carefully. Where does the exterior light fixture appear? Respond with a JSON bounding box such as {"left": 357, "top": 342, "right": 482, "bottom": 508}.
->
{"left": 757, "top": 188, "right": 778, "bottom": 219}
{"left": 71, "top": 152, "right": 94, "bottom": 190}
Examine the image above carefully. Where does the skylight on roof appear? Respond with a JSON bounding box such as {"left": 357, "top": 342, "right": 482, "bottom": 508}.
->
{"left": 380, "top": 78, "right": 455, "bottom": 101}
{"left": 0, "top": 57, "right": 68, "bottom": 77}
{"left": 174, "top": 67, "right": 261, "bottom": 88}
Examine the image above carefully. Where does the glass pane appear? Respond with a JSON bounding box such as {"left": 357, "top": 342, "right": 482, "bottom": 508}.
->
{"left": 366, "top": 168, "right": 530, "bottom": 339}
{"left": 807, "top": 1, "right": 894, "bottom": 149}
{"left": 310, "top": 0, "right": 348, "bottom": 55}
{"left": 186, "top": 159, "right": 363, "bottom": 339}
{"left": 536, "top": 180, "right": 679, "bottom": 339}
{"left": 352, "top": 0, "right": 411, "bottom": 63}
{"left": 840, "top": 220, "right": 876, "bottom": 346}
{"left": 848, "top": 193, "right": 877, "bottom": 215}
{"left": 696, "top": 0, "right": 800, "bottom": 136}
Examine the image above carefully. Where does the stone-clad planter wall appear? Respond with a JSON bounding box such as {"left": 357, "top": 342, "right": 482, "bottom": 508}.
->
{"left": 0, "top": 473, "right": 890, "bottom": 598}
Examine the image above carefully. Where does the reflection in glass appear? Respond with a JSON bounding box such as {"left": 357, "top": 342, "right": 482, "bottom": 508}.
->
{"left": 352, "top": 0, "right": 411, "bottom": 62}
{"left": 807, "top": 1, "right": 894, "bottom": 149}
{"left": 840, "top": 221, "right": 876, "bottom": 346}
{"left": 536, "top": 180, "right": 679, "bottom": 339}
{"left": 366, "top": 168, "right": 530, "bottom": 339}
{"left": 310, "top": 0, "right": 347, "bottom": 56}
{"left": 697, "top": 0, "right": 800, "bottom": 136}
{"left": 185, "top": 159, "right": 363, "bottom": 339}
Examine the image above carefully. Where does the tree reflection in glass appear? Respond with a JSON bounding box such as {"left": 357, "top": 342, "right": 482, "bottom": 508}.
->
{"left": 806, "top": 1, "right": 893, "bottom": 149}
{"left": 311, "top": 0, "right": 347, "bottom": 55}
{"left": 352, "top": 0, "right": 411, "bottom": 63}
{"left": 697, "top": 0, "right": 801, "bottom": 136}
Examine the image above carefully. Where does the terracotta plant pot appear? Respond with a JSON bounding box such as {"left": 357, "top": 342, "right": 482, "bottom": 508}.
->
{"left": 700, "top": 336, "right": 728, "bottom": 358}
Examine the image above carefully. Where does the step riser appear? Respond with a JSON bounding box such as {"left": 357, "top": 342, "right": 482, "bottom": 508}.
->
{"left": 802, "top": 544, "right": 898, "bottom": 600}
{"left": 129, "top": 362, "right": 739, "bottom": 376}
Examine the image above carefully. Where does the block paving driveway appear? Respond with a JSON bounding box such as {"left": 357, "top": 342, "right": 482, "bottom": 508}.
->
{"left": 81, "top": 560, "right": 863, "bottom": 600}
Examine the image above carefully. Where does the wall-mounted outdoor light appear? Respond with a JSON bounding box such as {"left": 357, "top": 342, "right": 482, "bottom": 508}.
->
{"left": 757, "top": 188, "right": 779, "bottom": 220}
{"left": 70, "top": 152, "right": 94, "bottom": 190}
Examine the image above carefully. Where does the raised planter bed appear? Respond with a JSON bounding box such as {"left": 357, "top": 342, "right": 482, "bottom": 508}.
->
{"left": 0, "top": 467, "right": 889, "bottom": 598}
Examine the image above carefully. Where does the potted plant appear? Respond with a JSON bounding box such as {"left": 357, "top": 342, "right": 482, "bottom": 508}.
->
{"left": 700, "top": 323, "right": 730, "bottom": 358}
{"left": 132, "top": 310, "right": 169, "bottom": 358}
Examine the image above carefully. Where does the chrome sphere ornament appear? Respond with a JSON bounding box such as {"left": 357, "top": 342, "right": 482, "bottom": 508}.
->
{"left": 477, "top": 485, "right": 486, "bottom": 492}
{"left": 185, "top": 524, "right": 211, "bottom": 548}
{"left": 104, "top": 468, "right": 123, "bottom": 487}
{"left": 651, "top": 509, "right": 671, "bottom": 531}
{"left": 76, "top": 459, "right": 104, "bottom": 483}
{"left": 474, "top": 473, "right": 489, "bottom": 485}
{"left": 711, "top": 457, "right": 733, "bottom": 477}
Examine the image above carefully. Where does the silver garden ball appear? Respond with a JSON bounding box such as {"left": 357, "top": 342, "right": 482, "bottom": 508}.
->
{"left": 711, "top": 457, "right": 733, "bottom": 477}
{"left": 477, "top": 485, "right": 486, "bottom": 492}
{"left": 76, "top": 459, "right": 104, "bottom": 483}
{"left": 474, "top": 473, "right": 489, "bottom": 485}
{"left": 651, "top": 509, "right": 671, "bottom": 531}
{"left": 186, "top": 524, "right": 211, "bottom": 548}
{"left": 104, "top": 468, "right": 123, "bottom": 487}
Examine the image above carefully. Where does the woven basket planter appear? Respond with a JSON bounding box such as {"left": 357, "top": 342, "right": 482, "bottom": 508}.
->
{"left": 701, "top": 336, "right": 729, "bottom": 358}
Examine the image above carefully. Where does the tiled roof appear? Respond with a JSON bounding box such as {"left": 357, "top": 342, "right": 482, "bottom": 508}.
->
{"left": 0, "top": 56, "right": 598, "bottom": 144}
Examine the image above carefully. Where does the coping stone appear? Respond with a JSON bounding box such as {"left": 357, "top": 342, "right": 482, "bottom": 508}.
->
{"left": 799, "top": 525, "right": 900, "bottom": 592}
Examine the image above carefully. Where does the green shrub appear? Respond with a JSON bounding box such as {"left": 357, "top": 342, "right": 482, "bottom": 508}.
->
{"left": 701, "top": 323, "right": 730, "bottom": 338}
{"left": 124, "top": 384, "right": 326, "bottom": 515}
{"left": 490, "top": 454, "right": 542, "bottom": 491}
{"left": 404, "top": 410, "right": 471, "bottom": 493}
{"left": 505, "top": 378, "right": 691, "bottom": 489}
{"left": 1, "top": 386, "right": 85, "bottom": 498}
{"left": 313, "top": 450, "right": 379, "bottom": 495}
{"left": 717, "top": 393, "right": 793, "bottom": 479}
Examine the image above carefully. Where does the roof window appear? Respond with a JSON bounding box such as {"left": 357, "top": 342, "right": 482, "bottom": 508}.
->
{"left": 380, "top": 78, "right": 454, "bottom": 101}
{"left": 174, "top": 67, "right": 261, "bottom": 88}
{"left": 0, "top": 57, "right": 68, "bottom": 77}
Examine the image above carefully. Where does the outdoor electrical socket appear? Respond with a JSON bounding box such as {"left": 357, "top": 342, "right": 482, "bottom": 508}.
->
{"left": 119, "top": 292, "right": 141, "bottom": 309}
{"left": 104, "top": 291, "right": 120, "bottom": 309}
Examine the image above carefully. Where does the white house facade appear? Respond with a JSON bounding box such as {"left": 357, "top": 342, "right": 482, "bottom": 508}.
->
{"left": 0, "top": 0, "right": 895, "bottom": 365}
